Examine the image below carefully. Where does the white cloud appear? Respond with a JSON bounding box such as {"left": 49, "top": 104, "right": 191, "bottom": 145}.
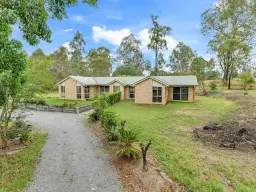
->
{"left": 72, "top": 15, "right": 86, "bottom": 24}
{"left": 92, "top": 26, "right": 178, "bottom": 65}
{"left": 62, "top": 28, "right": 74, "bottom": 32}
{"left": 92, "top": 26, "right": 130, "bottom": 45}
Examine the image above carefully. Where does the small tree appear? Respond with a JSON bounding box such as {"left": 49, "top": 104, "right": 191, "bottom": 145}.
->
{"left": 239, "top": 73, "right": 255, "bottom": 93}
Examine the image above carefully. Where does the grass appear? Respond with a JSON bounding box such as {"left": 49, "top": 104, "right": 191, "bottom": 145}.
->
{"left": 45, "top": 97, "right": 92, "bottom": 107}
{"left": 0, "top": 133, "right": 47, "bottom": 192}
{"left": 112, "top": 96, "right": 256, "bottom": 191}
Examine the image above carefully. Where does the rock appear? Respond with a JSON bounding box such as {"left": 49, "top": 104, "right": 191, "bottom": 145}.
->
{"left": 170, "top": 183, "right": 178, "bottom": 192}
{"left": 13, "top": 137, "right": 21, "bottom": 145}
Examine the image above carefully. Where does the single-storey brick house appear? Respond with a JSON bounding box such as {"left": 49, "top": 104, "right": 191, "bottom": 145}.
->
{"left": 56, "top": 76, "right": 198, "bottom": 105}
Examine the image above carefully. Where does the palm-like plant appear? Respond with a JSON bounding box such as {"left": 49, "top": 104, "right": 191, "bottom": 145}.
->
{"left": 117, "top": 130, "right": 140, "bottom": 159}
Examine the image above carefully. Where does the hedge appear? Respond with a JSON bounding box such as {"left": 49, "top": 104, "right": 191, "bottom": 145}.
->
{"left": 107, "top": 92, "right": 121, "bottom": 105}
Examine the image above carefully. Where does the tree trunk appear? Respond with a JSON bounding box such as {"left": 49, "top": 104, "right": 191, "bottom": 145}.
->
{"left": 140, "top": 140, "right": 152, "bottom": 171}
{"left": 155, "top": 44, "right": 158, "bottom": 76}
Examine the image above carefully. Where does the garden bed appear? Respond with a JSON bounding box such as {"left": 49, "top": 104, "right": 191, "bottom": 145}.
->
{"left": 85, "top": 120, "right": 174, "bottom": 192}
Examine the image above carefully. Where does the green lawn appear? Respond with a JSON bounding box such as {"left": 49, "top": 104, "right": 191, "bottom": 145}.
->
{"left": 113, "top": 97, "right": 256, "bottom": 191}
{"left": 0, "top": 133, "right": 47, "bottom": 192}
{"left": 45, "top": 97, "right": 92, "bottom": 107}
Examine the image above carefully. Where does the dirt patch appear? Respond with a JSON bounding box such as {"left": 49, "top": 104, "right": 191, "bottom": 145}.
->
{"left": 85, "top": 119, "right": 180, "bottom": 192}
{"left": 194, "top": 93, "right": 256, "bottom": 152}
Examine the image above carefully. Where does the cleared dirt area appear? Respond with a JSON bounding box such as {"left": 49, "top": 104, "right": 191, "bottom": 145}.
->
{"left": 194, "top": 92, "right": 256, "bottom": 153}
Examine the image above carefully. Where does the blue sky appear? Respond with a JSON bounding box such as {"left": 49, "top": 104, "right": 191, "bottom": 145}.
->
{"left": 13, "top": 0, "right": 216, "bottom": 66}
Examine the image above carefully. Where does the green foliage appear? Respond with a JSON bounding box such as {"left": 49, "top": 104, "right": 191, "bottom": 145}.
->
{"left": 63, "top": 101, "right": 77, "bottom": 107}
{"left": 113, "top": 98, "right": 237, "bottom": 191}
{"left": 238, "top": 73, "right": 255, "bottom": 92}
{"left": 23, "top": 98, "right": 47, "bottom": 105}
{"left": 0, "top": 0, "right": 98, "bottom": 46}
{"left": 201, "top": 0, "right": 256, "bottom": 89}
{"left": 116, "top": 34, "right": 144, "bottom": 70}
{"left": 209, "top": 81, "right": 217, "bottom": 93}
{"left": 86, "top": 46, "right": 112, "bottom": 76}
{"left": 148, "top": 15, "right": 172, "bottom": 75}
{"left": 0, "top": 133, "right": 47, "bottom": 192}
{"left": 105, "top": 126, "right": 120, "bottom": 142}
{"left": 170, "top": 42, "right": 196, "bottom": 73}
{"left": 21, "top": 130, "right": 31, "bottom": 142}
{"left": 107, "top": 92, "right": 121, "bottom": 105}
{"left": 102, "top": 108, "right": 120, "bottom": 130}
{"left": 88, "top": 111, "right": 100, "bottom": 122}
{"left": 37, "top": 100, "right": 47, "bottom": 106}
{"left": 117, "top": 130, "right": 140, "bottom": 159}
{"left": 112, "top": 64, "right": 143, "bottom": 76}
{"left": 92, "top": 94, "right": 109, "bottom": 119}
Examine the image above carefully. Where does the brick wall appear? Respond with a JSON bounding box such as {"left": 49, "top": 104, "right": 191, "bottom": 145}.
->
{"left": 188, "top": 86, "right": 195, "bottom": 102}
{"left": 90, "top": 86, "right": 98, "bottom": 98}
{"left": 135, "top": 79, "right": 167, "bottom": 105}
{"left": 64, "top": 78, "right": 77, "bottom": 100}
{"left": 135, "top": 78, "right": 153, "bottom": 104}
{"left": 167, "top": 87, "right": 173, "bottom": 102}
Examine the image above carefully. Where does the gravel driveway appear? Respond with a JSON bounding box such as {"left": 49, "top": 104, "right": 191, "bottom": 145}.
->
{"left": 24, "top": 111, "right": 120, "bottom": 192}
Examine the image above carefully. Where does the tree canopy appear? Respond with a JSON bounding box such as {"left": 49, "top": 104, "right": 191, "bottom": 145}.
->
{"left": 112, "top": 64, "right": 143, "bottom": 76}
{"left": 148, "top": 15, "right": 171, "bottom": 76}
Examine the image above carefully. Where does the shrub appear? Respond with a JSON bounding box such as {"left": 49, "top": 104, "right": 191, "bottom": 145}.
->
{"left": 63, "top": 101, "right": 77, "bottom": 107}
{"left": 13, "top": 116, "right": 27, "bottom": 130}
{"left": 92, "top": 94, "right": 109, "bottom": 119}
{"left": 102, "top": 108, "right": 120, "bottom": 130}
{"left": 209, "top": 81, "right": 217, "bottom": 93}
{"left": 117, "top": 130, "right": 140, "bottom": 159}
{"left": 21, "top": 130, "right": 31, "bottom": 142}
{"left": 106, "top": 126, "right": 120, "bottom": 142}
{"left": 107, "top": 92, "right": 121, "bottom": 105}
{"left": 37, "top": 100, "right": 47, "bottom": 106}
{"left": 88, "top": 111, "right": 100, "bottom": 121}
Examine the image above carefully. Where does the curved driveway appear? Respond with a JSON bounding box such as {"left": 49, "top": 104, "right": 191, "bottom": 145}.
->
{"left": 25, "top": 111, "right": 120, "bottom": 192}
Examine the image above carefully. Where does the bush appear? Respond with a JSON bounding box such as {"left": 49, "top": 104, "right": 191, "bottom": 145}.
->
{"left": 117, "top": 130, "right": 140, "bottom": 159}
{"left": 107, "top": 92, "right": 121, "bottom": 105}
{"left": 88, "top": 111, "right": 100, "bottom": 121}
{"left": 209, "top": 81, "right": 217, "bottom": 93}
{"left": 92, "top": 94, "right": 109, "bottom": 119}
{"left": 21, "top": 130, "right": 31, "bottom": 142}
{"left": 37, "top": 100, "right": 47, "bottom": 106}
{"left": 106, "top": 126, "right": 120, "bottom": 142}
{"left": 63, "top": 101, "right": 77, "bottom": 107}
{"left": 102, "top": 108, "right": 120, "bottom": 130}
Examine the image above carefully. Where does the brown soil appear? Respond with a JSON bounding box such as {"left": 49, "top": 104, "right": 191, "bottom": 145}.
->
{"left": 86, "top": 120, "right": 175, "bottom": 192}
{"left": 194, "top": 92, "right": 256, "bottom": 152}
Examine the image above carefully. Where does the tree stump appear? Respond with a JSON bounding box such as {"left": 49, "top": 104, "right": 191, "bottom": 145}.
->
{"left": 140, "top": 140, "right": 152, "bottom": 171}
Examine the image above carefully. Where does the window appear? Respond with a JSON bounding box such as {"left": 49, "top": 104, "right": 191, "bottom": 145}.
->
{"left": 173, "top": 87, "right": 189, "bottom": 101}
{"left": 84, "top": 86, "right": 90, "bottom": 99}
{"left": 77, "top": 86, "right": 82, "bottom": 99}
{"left": 113, "top": 86, "right": 120, "bottom": 92}
{"left": 173, "top": 87, "right": 180, "bottom": 100}
{"left": 152, "top": 87, "right": 162, "bottom": 103}
{"left": 129, "top": 87, "right": 135, "bottom": 99}
{"left": 181, "top": 87, "right": 189, "bottom": 101}
{"left": 100, "top": 86, "right": 109, "bottom": 95}
{"left": 61, "top": 86, "right": 65, "bottom": 98}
